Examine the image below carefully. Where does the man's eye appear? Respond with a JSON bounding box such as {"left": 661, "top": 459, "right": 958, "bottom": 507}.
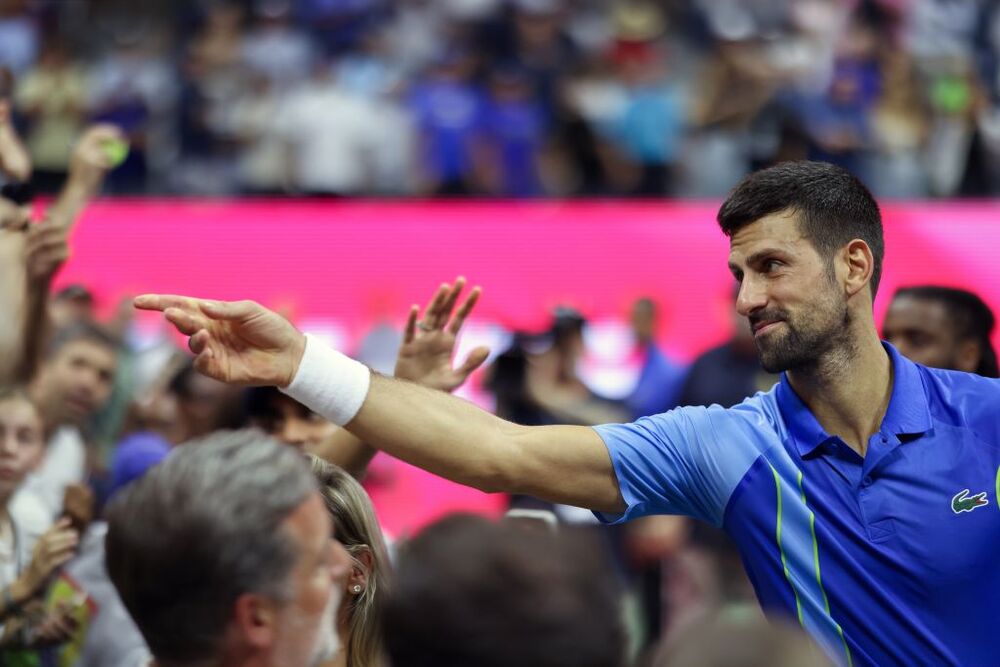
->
{"left": 763, "top": 260, "right": 781, "bottom": 272}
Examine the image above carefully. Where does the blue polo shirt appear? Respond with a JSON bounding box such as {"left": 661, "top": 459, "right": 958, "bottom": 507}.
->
{"left": 594, "top": 343, "right": 1000, "bottom": 667}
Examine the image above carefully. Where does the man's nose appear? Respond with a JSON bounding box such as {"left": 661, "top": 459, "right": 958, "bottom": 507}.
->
{"left": 736, "top": 277, "right": 767, "bottom": 317}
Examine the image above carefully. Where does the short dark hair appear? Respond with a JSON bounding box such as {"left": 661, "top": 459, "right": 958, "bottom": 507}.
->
{"left": 105, "top": 429, "right": 318, "bottom": 664}
{"left": 894, "top": 286, "right": 999, "bottom": 378}
{"left": 717, "top": 161, "right": 885, "bottom": 297}
{"left": 46, "top": 321, "right": 119, "bottom": 359}
{"left": 383, "top": 514, "right": 625, "bottom": 667}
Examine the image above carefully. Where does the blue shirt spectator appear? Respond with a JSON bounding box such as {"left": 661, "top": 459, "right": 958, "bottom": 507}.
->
{"left": 409, "top": 60, "right": 483, "bottom": 192}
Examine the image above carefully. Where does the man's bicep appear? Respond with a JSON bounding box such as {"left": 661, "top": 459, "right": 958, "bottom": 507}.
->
{"left": 510, "top": 424, "right": 625, "bottom": 514}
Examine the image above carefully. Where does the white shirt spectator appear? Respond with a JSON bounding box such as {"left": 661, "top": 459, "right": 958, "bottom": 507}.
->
{"left": 276, "top": 79, "right": 383, "bottom": 194}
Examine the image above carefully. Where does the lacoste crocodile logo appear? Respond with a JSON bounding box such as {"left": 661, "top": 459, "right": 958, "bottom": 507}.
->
{"left": 951, "top": 489, "right": 989, "bottom": 514}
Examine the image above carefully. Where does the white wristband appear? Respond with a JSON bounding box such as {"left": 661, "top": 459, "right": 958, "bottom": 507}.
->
{"left": 281, "top": 334, "right": 371, "bottom": 426}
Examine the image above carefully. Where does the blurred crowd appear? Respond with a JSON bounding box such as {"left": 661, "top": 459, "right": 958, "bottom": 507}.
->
{"left": 1, "top": 0, "right": 999, "bottom": 198}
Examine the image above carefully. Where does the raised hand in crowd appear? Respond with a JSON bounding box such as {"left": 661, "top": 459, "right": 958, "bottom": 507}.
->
{"left": 46, "top": 123, "right": 126, "bottom": 228}
{"left": 396, "top": 277, "right": 490, "bottom": 392}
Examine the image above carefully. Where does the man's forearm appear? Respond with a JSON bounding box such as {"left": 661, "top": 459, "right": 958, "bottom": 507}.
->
{"left": 289, "top": 366, "right": 521, "bottom": 493}
{"left": 312, "top": 371, "right": 622, "bottom": 510}
{"left": 282, "top": 338, "right": 523, "bottom": 491}
{"left": 349, "top": 373, "right": 523, "bottom": 492}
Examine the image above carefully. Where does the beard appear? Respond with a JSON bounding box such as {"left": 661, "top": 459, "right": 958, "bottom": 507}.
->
{"left": 308, "top": 585, "right": 343, "bottom": 667}
{"left": 275, "top": 582, "right": 344, "bottom": 667}
{"left": 751, "top": 295, "right": 850, "bottom": 374}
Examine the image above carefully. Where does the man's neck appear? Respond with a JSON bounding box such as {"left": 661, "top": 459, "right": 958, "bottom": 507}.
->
{"left": 786, "top": 325, "right": 892, "bottom": 457}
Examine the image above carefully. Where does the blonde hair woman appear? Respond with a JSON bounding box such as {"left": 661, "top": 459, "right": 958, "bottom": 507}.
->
{"left": 310, "top": 456, "right": 391, "bottom": 667}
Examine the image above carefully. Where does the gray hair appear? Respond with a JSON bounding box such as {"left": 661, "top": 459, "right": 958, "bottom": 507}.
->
{"left": 105, "top": 429, "right": 319, "bottom": 664}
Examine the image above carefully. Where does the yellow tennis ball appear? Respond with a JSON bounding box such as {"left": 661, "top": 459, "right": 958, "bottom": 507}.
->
{"left": 103, "top": 139, "right": 129, "bottom": 167}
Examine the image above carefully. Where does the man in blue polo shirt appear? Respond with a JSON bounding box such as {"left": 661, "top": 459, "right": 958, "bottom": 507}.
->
{"left": 138, "top": 161, "right": 999, "bottom": 667}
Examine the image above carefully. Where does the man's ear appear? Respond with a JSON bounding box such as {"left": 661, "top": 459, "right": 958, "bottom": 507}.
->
{"left": 233, "top": 592, "right": 280, "bottom": 650}
{"left": 955, "top": 339, "right": 982, "bottom": 374}
{"left": 841, "top": 239, "right": 875, "bottom": 298}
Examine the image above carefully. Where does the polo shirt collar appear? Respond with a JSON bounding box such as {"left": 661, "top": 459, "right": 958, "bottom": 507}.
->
{"left": 776, "top": 342, "right": 932, "bottom": 458}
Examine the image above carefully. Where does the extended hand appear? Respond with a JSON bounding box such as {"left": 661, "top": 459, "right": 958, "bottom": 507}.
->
{"left": 134, "top": 295, "right": 306, "bottom": 387}
{"left": 394, "top": 277, "right": 490, "bottom": 393}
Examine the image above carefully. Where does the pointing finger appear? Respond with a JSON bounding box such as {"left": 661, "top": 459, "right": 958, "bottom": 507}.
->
{"left": 134, "top": 294, "right": 201, "bottom": 313}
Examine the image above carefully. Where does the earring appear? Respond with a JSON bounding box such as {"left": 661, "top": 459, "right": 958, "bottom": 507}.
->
{"left": 352, "top": 585, "right": 362, "bottom": 594}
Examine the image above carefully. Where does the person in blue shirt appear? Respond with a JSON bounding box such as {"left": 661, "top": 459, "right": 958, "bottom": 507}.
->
{"left": 138, "top": 161, "right": 999, "bottom": 667}
{"left": 408, "top": 49, "right": 483, "bottom": 195}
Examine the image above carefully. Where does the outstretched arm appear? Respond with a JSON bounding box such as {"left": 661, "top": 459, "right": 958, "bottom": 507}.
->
{"left": 136, "top": 291, "right": 625, "bottom": 512}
